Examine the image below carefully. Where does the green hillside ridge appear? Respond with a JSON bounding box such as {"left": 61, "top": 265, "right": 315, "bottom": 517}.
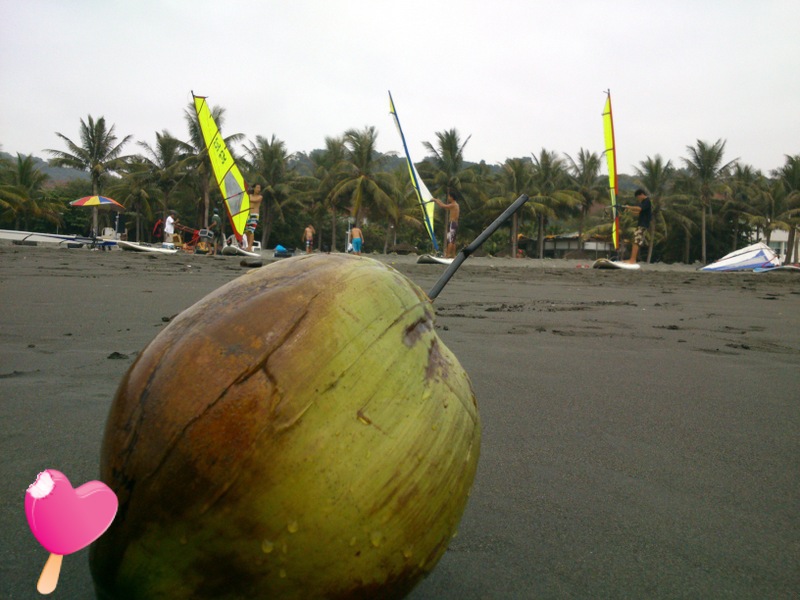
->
{"left": 0, "top": 151, "right": 90, "bottom": 183}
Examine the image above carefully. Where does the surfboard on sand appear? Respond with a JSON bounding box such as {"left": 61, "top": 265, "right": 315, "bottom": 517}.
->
{"left": 222, "top": 245, "right": 260, "bottom": 258}
{"left": 117, "top": 240, "right": 179, "bottom": 255}
{"left": 592, "top": 258, "right": 641, "bottom": 270}
{"left": 417, "top": 254, "right": 454, "bottom": 265}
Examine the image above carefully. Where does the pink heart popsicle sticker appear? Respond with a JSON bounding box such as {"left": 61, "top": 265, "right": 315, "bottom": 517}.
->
{"left": 25, "top": 469, "right": 118, "bottom": 594}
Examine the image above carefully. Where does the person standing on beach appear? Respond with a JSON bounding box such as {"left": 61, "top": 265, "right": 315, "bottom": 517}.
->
{"left": 209, "top": 208, "right": 222, "bottom": 255}
{"left": 244, "top": 184, "right": 263, "bottom": 251}
{"left": 350, "top": 224, "right": 364, "bottom": 255}
{"left": 303, "top": 224, "right": 316, "bottom": 253}
{"left": 624, "top": 188, "right": 652, "bottom": 264}
{"left": 164, "top": 211, "right": 178, "bottom": 245}
{"left": 434, "top": 189, "right": 460, "bottom": 258}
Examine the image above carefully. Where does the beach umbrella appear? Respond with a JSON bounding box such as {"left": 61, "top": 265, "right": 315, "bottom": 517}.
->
{"left": 70, "top": 196, "right": 124, "bottom": 236}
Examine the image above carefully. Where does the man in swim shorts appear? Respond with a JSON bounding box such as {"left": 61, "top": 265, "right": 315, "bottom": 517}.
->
{"left": 303, "top": 224, "right": 316, "bottom": 253}
{"left": 434, "top": 189, "right": 460, "bottom": 258}
{"left": 624, "top": 188, "right": 652, "bottom": 264}
{"left": 244, "top": 184, "right": 263, "bottom": 251}
{"left": 350, "top": 224, "right": 364, "bottom": 255}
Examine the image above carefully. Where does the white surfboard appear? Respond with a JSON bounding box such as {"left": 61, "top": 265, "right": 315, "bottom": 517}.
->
{"left": 592, "top": 258, "right": 641, "bottom": 270}
{"left": 117, "top": 240, "right": 179, "bottom": 255}
{"left": 417, "top": 254, "right": 454, "bottom": 265}
{"left": 222, "top": 245, "right": 260, "bottom": 258}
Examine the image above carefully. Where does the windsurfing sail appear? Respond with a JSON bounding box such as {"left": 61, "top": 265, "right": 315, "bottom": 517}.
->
{"left": 192, "top": 93, "right": 250, "bottom": 243}
{"left": 700, "top": 242, "right": 781, "bottom": 272}
{"left": 388, "top": 91, "right": 439, "bottom": 252}
{"left": 602, "top": 90, "right": 620, "bottom": 250}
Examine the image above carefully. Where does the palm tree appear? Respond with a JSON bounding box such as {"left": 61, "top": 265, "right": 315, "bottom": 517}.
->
{"left": 108, "top": 156, "right": 156, "bottom": 242}
{"left": 634, "top": 155, "right": 674, "bottom": 262}
{"left": 529, "top": 150, "right": 582, "bottom": 258}
{"left": 0, "top": 154, "right": 53, "bottom": 230}
{"left": 682, "top": 139, "right": 737, "bottom": 264}
{"left": 136, "top": 131, "right": 191, "bottom": 226}
{"left": 486, "top": 157, "right": 533, "bottom": 257}
{"left": 565, "top": 148, "right": 603, "bottom": 252}
{"left": 303, "top": 137, "right": 348, "bottom": 251}
{"left": 421, "top": 128, "right": 478, "bottom": 249}
{"left": 422, "top": 128, "right": 473, "bottom": 191}
{"left": 379, "top": 166, "right": 429, "bottom": 253}
{"left": 330, "top": 126, "right": 396, "bottom": 231}
{"left": 721, "top": 164, "right": 769, "bottom": 250}
{"left": 47, "top": 115, "right": 132, "bottom": 235}
{"left": 244, "top": 135, "right": 301, "bottom": 249}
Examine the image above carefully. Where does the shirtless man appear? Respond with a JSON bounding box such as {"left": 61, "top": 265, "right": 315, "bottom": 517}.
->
{"left": 350, "top": 225, "right": 364, "bottom": 255}
{"left": 433, "top": 190, "right": 460, "bottom": 258}
{"left": 244, "top": 184, "right": 263, "bottom": 251}
{"left": 303, "top": 224, "right": 316, "bottom": 253}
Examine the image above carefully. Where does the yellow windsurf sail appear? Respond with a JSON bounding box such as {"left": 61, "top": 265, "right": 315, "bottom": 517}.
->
{"left": 193, "top": 93, "right": 250, "bottom": 242}
{"left": 388, "top": 91, "right": 439, "bottom": 252}
{"left": 602, "top": 90, "right": 620, "bottom": 250}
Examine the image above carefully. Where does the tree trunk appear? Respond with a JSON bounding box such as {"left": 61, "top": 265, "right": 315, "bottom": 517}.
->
{"left": 537, "top": 215, "right": 545, "bottom": 259}
{"left": 683, "top": 225, "right": 691, "bottom": 264}
{"left": 786, "top": 226, "right": 797, "bottom": 263}
{"left": 330, "top": 207, "right": 337, "bottom": 252}
{"left": 701, "top": 205, "right": 707, "bottom": 264}
{"left": 261, "top": 208, "right": 273, "bottom": 250}
{"left": 202, "top": 178, "right": 210, "bottom": 228}
{"left": 511, "top": 213, "right": 518, "bottom": 258}
{"left": 383, "top": 223, "right": 392, "bottom": 254}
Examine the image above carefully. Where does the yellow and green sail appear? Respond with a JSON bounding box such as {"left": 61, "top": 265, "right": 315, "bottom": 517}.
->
{"left": 193, "top": 93, "right": 250, "bottom": 242}
{"left": 602, "top": 91, "right": 620, "bottom": 250}
{"left": 388, "top": 91, "right": 439, "bottom": 252}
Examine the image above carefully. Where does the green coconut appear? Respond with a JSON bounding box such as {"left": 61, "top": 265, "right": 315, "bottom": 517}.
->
{"left": 91, "top": 253, "right": 480, "bottom": 599}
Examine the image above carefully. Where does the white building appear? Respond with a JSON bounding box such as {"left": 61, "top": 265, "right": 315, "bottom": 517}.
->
{"left": 763, "top": 229, "right": 796, "bottom": 262}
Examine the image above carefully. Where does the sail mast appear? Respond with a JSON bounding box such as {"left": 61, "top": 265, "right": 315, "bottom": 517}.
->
{"left": 388, "top": 91, "right": 439, "bottom": 253}
{"left": 602, "top": 90, "right": 620, "bottom": 250}
{"left": 192, "top": 93, "right": 250, "bottom": 243}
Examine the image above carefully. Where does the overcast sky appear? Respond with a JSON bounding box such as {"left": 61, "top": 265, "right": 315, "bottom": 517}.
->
{"left": 1, "top": 0, "right": 798, "bottom": 176}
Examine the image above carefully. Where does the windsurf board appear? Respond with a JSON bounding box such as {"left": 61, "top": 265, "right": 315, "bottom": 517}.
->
{"left": 117, "top": 240, "right": 179, "bottom": 255}
{"left": 417, "top": 254, "right": 454, "bottom": 265}
{"left": 222, "top": 245, "right": 260, "bottom": 258}
{"left": 592, "top": 258, "right": 641, "bottom": 270}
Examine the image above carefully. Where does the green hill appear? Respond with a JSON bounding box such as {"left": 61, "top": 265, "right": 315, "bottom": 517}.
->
{"left": 0, "top": 151, "right": 90, "bottom": 183}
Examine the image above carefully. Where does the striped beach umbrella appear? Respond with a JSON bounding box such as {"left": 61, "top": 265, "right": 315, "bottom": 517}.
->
{"left": 70, "top": 195, "right": 125, "bottom": 210}
{"left": 70, "top": 196, "right": 124, "bottom": 237}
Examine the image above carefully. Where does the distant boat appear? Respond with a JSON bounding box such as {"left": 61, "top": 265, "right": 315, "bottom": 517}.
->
{"left": 700, "top": 242, "right": 781, "bottom": 272}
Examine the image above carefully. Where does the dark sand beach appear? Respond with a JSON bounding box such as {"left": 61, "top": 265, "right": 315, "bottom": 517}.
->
{"left": 1, "top": 243, "right": 798, "bottom": 598}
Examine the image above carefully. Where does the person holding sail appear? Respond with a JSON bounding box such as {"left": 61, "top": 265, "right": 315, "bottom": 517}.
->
{"left": 433, "top": 189, "right": 460, "bottom": 258}
{"left": 244, "top": 184, "right": 263, "bottom": 251}
{"left": 624, "top": 188, "right": 652, "bottom": 264}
